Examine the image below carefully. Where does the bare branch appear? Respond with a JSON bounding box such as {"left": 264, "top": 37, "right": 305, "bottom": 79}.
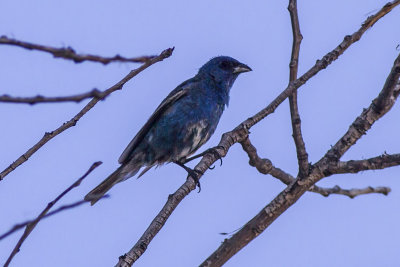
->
{"left": 0, "top": 36, "right": 156, "bottom": 64}
{"left": 313, "top": 185, "right": 390, "bottom": 198}
{"left": 240, "top": 137, "right": 390, "bottom": 198}
{"left": 288, "top": 0, "right": 302, "bottom": 81}
{"left": 0, "top": 89, "right": 107, "bottom": 105}
{"left": 332, "top": 153, "right": 400, "bottom": 174}
{"left": 115, "top": 130, "right": 243, "bottom": 267}
{"left": 116, "top": 2, "right": 400, "bottom": 266}
{"left": 0, "top": 47, "right": 173, "bottom": 181}
{"left": 200, "top": 52, "right": 400, "bottom": 267}
{"left": 288, "top": 0, "right": 309, "bottom": 178}
{"left": 241, "top": 0, "right": 400, "bottom": 131}
{"left": 323, "top": 53, "right": 400, "bottom": 162}
{"left": 200, "top": 2, "right": 400, "bottom": 266}
{"left": 4, "top": 161, "right": 102, "bottom": 267}
{"left": 0, "top": 195, "right": 108, "bottom": 241}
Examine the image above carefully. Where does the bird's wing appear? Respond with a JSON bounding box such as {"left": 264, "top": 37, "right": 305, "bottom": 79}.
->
{"left": 118, "top": 82, "right": 193, "bottom": 164}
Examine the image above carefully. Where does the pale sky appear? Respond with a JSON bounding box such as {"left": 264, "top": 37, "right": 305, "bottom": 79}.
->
{"left": 1, "top": 1, "right": 400, "bottom": 266}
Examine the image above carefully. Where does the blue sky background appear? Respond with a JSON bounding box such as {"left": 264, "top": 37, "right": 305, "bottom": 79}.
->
{"left": 1, "top": 1, "right": 400, "bottom": 266}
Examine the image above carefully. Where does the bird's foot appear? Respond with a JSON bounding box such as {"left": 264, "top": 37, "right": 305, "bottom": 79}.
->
{"left": 186, "top": 169, "right": 203, "bottom": 192}
{"left": 174, "top": 161, "right": 203, "bottom": 192}
{"left": 185, "top": 146, "right": 224, "bottom": 169}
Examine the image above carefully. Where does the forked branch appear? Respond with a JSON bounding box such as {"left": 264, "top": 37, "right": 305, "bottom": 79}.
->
{"left": 0, "top": 47, "right": 173, "bottom": 181}
{"left": 240, "top": 136, "right": 391, "bottom": 198}
{"left": 115, "top": 1, "right": 400, "bottom": 266}
{"left": 200, "top": 49, "right": 400, "bottom": 267}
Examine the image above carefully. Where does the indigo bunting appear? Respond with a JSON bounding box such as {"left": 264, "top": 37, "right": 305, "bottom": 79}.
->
{"left": 85, "top": 56, "right": 251, "bottom": 205}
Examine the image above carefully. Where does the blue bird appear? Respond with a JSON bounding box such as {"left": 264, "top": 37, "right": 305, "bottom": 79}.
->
{"left": 85, "top": 56, "right": 251, "bottom": 205}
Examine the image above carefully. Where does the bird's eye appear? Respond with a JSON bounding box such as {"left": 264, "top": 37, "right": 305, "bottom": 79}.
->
{"left": 219, "top": 61, "right": 230, "bottom": 70}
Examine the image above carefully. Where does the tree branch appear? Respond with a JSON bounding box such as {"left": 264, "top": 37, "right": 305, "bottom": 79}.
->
{"left": 323, "top": 53, "right": 400, "bottom": 162}
{"left": 0, "top": 36, "right": 156, "bottom": 64}
{"left": 240, "top": 136, "right": 390, "bottom": 198}
{"left": 0, "top": 89, "right": 107, "bottom": 105}
{"left": 116, "top": 2, "right": 400, "bottom": 266}
{"left": 3, "top": 161, "right": 102, "bottom": 267}
{"left": 288, "top": 0, "right": 309, "bottom": 178}
{"left": 0, "top": 47, "right": 173, "bottom": 181}
{"left": 200, "top": 41, "right": 400, "bottom": 267}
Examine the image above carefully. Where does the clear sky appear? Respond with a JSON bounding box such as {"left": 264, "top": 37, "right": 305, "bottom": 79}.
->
{"left": 1, "top": 1, "right": 400, "bottom": 266}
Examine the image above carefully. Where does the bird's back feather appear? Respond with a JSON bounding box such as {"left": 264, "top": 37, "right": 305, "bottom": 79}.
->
{"left": 118, "top": 88, "right": 188, "bottom": 164}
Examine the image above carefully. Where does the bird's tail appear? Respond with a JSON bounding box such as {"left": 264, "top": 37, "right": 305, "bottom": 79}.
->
{"left": 84, "top": 164, "right": 140, "bottom": 205}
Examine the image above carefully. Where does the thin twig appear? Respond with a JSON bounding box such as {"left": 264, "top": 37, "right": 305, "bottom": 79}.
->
{"left": 313, "top": 185, "right": 391, "bottom": 198}
{"left": 0, "top": 47, "right": 173, "bottom": 181}
{"left": 0, "top": 195, "right": 108, "bottom": 241}
{"left": 0, "top": 36, "right": 156, "bottom": 64}
{"left": 287, "top": 0, "right": 309, "bottom": 178}
{"left": 116, "top": 2, "right": 400, "bottom": 266}
{"left": 0, "top": 89, "right": 106, "bottom": 105}
{"left": 4, "top": 161, "right": 102, "bottom": 267}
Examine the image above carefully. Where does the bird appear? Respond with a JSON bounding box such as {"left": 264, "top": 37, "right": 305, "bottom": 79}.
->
{"left": 85, "top": 56, "right": 251, "bottom": 205}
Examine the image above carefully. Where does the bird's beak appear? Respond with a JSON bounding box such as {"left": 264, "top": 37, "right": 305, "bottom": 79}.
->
{"left": 233, "top": 63, "right": 252, "bottom": 74}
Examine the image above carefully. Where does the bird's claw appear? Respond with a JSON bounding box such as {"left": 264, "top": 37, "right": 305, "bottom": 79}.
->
{"left": 174, "top": 161, "right": 203, "bottom": 192}
{"left": 185, "top": 146, "right": 224, "bottom": 168}
{"left": 205, "top": 147, "right": 223, "bottom": 170}
{"left": 186, "top": 169, "right": 202, "bottom": 192}
{"left": 203, "top": 146, "right": 223, "bottom": 169}
{"left": 208, "top": 146, "right": 223, "bottom": 166}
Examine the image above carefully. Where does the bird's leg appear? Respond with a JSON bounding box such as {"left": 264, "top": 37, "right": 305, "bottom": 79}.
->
{"left": 173, "top": 161, "right": 203, "bottom": 192}
{"left": 184, "top": 146, "right": 224, "bottom": 169}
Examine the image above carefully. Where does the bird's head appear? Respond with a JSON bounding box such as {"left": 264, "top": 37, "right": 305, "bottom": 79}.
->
{"left": 198, "top": 56, "right": 252, "bottom": 90}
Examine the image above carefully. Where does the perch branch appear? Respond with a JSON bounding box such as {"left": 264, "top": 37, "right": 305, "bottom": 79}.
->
{"left": 115, "top": 130, "right": 245, "bottom": 267}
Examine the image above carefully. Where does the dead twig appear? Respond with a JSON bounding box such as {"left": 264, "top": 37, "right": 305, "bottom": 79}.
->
{"left": 4, "top": 161, "right": 102, "bottom": 267}
{"left": 240, "top": 136, "right": 391, "bottom": 198}
{"left": 0, "top": 89, "right": 106, "bottom": 105}
{"left": 0, "top": 36, "right": 156, "bottom": 64}
{"left": 0, "top": 196, "right": 109, "bottom": 241}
